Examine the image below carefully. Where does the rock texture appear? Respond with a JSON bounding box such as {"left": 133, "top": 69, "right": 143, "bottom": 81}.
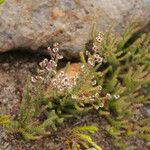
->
{"left": 0, "top": 0, "right": 150, "bottom": 58}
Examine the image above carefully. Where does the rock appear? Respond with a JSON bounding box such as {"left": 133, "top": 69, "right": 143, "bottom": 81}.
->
{"left": 0, "top": 0, "right": 150, "bottom": 58}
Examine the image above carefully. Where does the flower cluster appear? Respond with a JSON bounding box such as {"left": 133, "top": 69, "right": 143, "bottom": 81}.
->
{"left": 96, "top": 32, "right": 104, "bottom": 43}
{"left": 39, "top": 58, "right": 57, "bottom": 72}
{"left": 31, "top": 58, "right": 57, "bottom": 84}
{"left": 51, "top": 71, "right": 79, "bottom": 93}
{"left": 87, "top": 54, "right": 103, "bottom": 67}
{"left": 31, "top": 43, "right": 63, "bottom": 84}
{"left": 30, "top": 37, "right": 117, "bottom": 111}
{"left": 106, "top": 93, "right": 120, "bottom": 100}
{"left": 92, "top": 44, "right": 99, "bottom": 52}
{"left": 85, "top": 32, "right": 104, "bottom": 67}
{"left": 48, "top": 43, "right": 63, "bottom": 60}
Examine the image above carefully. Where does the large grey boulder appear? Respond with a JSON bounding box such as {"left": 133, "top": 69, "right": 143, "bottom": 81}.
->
{"left": 0, "top": 0, "right": 150, "bottom": 58}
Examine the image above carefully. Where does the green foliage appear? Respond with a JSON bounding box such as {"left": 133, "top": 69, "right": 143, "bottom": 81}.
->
{"left": 5, "top": 80, "right": 65, "bottom": 140}
{"left": 0, "top": 57, "right": 102, "bottom": 141}
{"left": 0, "top": 0, "right": 5, "bottom": 5}
{"left": 0, "top": 23, "right": 149, "bottom": 149}
{"left": 95, "top": 23, "right": 150, "bottom": 148}
{"left": 63, "top": 126, "right": 102, "bottom": 150}
{"left": 0, "top": 115, "right": 11, "bottom": 126}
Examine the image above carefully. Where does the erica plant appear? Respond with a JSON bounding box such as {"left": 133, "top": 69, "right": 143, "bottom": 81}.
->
{"left": 0, "top": 23, "right": 149, "bottom": 149}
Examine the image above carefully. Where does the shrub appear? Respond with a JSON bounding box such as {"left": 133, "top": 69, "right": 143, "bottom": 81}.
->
{"left": 0, "top": 23, "right": 149, "bottom": 149}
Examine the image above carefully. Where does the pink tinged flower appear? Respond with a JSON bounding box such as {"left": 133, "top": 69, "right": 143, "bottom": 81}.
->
{"left": 85, "top": 50, "right": 89, "bottom": 56}
{"left": 53, "top": 42, "right": 59, "bottom": 47}
{"left": 92, "top": 45, "right": 99, "bottom": 52}
{"left": 50, "top": 60, "right": 57, "bottom": 67}
{"left": 61, "top": 77, "right": 69, "bottom": 87}
{"left": 96, "top": 36, "right": 103, "bottom": 43}
{"left": 47, "top": 43, "right": 63, "bottom": 60}
{"left": 57, "top": 54, "right": 63, "bottom": 59}
{"left": 58, "top": 71, "right": 65, "bottom": 79}
{"left": 93, "top": 54, "right": 103, "bottom": 63}
{"left": 96, "top": 32, "right": 104, "bottom": 43}
{"left": 52, "top": 47, "right": 59, "bottom": 53}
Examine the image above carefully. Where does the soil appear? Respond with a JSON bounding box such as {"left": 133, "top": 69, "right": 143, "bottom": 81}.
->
{"left": 0, "top": 51, "right": 149, "bottom": 150}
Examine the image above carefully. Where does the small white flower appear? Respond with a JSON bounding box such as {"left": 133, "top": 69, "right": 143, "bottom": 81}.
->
{"left": 98, "top": 85, "right": 102, "bottom": 91}
{"left": 53, "top": 42, "right": 59, "bottom": 47}
{"left": 58, "top": 85, "right": 64, "bottom": 92}
{"left": 39, "top": 76, "right": 44, "bottom": 81}
{"left": 96, "top": 32, "right": 104, "bottom": 43}
{"left": 95, "top": 93, "right": 99, "bottom": 97}
{"left": 39, "top": 58, "right": 48, "bottom": 68}
{"left": 88, "top": 58, "right": 95, "bottom": 67}
{"left": 99, "top": 103, "right": 104, "bottom": 108}
{"left": 85, "top": 50, "right": 89, "bottom": 55}
{"left": 61, "top": 76, "right": 69, "bottom": 88}
{"left": 45, "top": 66, "right": 52, "bottom": 71}
{"left": 51, "top": 79, "right": 57, "bottom": 87}
{"left": 91, "top": 80, "right": 97, "bottom": 86}
{"left": 89, "top": 96, "right": 95, "bottom": 102}
{"left": 92, "top": 44, "right": 99, "bottom": 52}
{"left": 50, "top": 60, "right": 57, "bottom": 67}
{"left": 58, "top": 71, "right": 65, "bottom": 78}
{"left": 47, "top": 47, "right": 51, "bottom": 51}
{"left": 71, "top": 95, "right": 78, "bottom": 99}
{"left": 96, "top": 36, "right": 103, "bottom": 43}
{"left": 93, "top": 53, "right": 103, "bottom": 63}
{"left": 31, "top": 77, "right": 37, "bottom": 83}
{"left": 57, "top": 54, "right": 63, "bottom": 59}
{"left": 81, "top": 64, "right": 85, "bottom": 71}
{"left": 52, "top": 47, "right": 59, "bottom": 53}
{"left": 114, "top": 95, "right": 120, "bottom": 99}
{"left": 106, "top": 93, "right": 112, "bottom": 99}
